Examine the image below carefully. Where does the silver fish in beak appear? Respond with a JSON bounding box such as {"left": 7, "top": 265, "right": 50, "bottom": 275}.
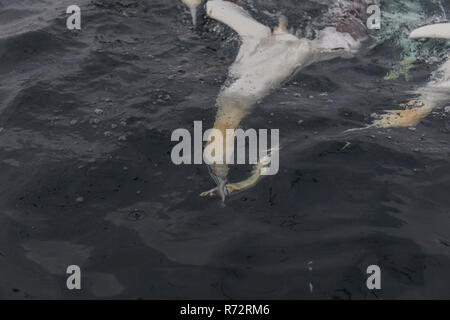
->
{"left": 208, "top": 166, "right": 228, "bottom": 202}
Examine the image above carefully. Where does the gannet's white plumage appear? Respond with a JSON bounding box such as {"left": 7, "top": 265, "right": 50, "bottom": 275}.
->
{"left": 372, "top": 23, "right": 450, "bottom": 129}
{"left": 182, "top": 0, "right": 202, "bottom": 25}
{"left": 206, "top": 0, "right": 361, "bottom": 105}
{"left": 202, "top": 0, "right": 366, "bottom": 200}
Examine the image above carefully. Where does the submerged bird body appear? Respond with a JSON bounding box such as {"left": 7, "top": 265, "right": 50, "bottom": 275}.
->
{"left": 222, "top": 37, "right": 315, "bottom": 108}
{"left": 202, "top": 0, "right": 367, "bottom": 200}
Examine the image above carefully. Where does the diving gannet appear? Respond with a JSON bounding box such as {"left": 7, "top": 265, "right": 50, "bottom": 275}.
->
{"left": 181, "top": 0, "right": 203, "bottom": 25}
{"left": 371, "top": 23, "right": 450, "bottom": 129}
{"left": 200, "top": 0, "right": 369, "bottom": 201}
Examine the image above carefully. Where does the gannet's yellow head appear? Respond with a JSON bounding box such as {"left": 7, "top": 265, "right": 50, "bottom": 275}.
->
{"left": 272, "top": 15, "right": 303, "bottom": 40}
{"left": 182, "top": 0, "right": 203, "bottom": 26}
{"left": 273, "top": 15, "right": 288, "bottom": 35}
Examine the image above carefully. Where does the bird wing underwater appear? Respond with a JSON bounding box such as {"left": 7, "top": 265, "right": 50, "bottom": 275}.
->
{"left": 409, "top": 23, "right": 450, "bottom": 40}
{"left": 206, "top": 0, "right": 272, "bottom": 40}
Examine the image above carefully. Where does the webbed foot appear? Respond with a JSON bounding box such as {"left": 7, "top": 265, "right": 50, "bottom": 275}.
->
{"left": 373, "top": 99, "right": 432, "bottom": 128}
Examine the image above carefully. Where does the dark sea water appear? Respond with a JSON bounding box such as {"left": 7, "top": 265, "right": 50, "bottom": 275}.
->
{"left": 0, "top": 0, "right": 449, "bottom": 299}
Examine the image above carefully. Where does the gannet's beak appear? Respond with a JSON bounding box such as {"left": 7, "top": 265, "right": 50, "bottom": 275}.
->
{"left": 409, "top": 23, "right": 450, "bottom": 40}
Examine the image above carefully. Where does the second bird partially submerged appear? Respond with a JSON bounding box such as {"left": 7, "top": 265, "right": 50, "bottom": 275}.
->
{"left": 371, "top": 23, "right": 450, "bottom": 129}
